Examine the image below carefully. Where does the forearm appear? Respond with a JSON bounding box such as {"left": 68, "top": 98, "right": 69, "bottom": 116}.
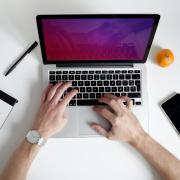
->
{"left": 132, "top": 132, "right": 180, "bottom": 180}
{"left": 0, "top": 140, "right": 41, "bottom": 180}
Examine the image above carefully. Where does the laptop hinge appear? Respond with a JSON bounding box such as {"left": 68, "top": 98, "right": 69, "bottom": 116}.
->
{"left": 56, "top": 63, "right": 134, "bottom": 68}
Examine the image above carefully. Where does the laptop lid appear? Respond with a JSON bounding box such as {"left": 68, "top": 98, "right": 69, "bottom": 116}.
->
{"left": 36, "top": 14, "right": 160, "bottom": 65}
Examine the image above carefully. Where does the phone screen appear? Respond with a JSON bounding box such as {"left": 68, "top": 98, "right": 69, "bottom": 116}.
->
{"left": 161, "top": 93, "right": 180, "bottom": 134}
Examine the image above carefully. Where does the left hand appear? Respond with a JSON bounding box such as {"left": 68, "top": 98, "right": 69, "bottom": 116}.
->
{"left": 32, "top": 82, "right": 78, "bottom": 139}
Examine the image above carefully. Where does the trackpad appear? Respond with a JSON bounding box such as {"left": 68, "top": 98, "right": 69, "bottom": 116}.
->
{"left": 77, "top": 107, "right": 111, "bottom": 136}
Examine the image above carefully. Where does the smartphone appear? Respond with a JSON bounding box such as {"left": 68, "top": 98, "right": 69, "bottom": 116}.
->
{"left": 161, "top": 93, "right": 180, "bottom": 135}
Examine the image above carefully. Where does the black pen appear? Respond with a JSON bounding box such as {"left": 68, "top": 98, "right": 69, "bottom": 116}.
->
{"left": 5, "top": 41, "right": 38, "bottom": 76}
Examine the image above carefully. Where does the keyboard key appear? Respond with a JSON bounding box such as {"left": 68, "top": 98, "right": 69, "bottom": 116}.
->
{"left": 116, "top": 81, "right": 121, "bottom": 86}
{"left": 90, "top": 93, "right": 95, "bottom": 99}
{"left": 82, "top": 71, "right": 88, "bottom": 74}
{"left": 110, "top": 81, "right": 115, "bottom": 86}
{"left": 77, "top": 93, "right": 82, "bottom": 99}
{"left": 112, "top": 87, "right": 117, "bottom": 92}
{"left": 81, "top": 75, "right": 87, "bottom": 80}
{"left": 69, "top": 75, "right": 74, "bottom": 80}
{"left": 115, "top": 93, "right": 120, "bottom": 96}
{"left": 49, "top": 71, "right": 55, "bottom": 74}
{"left": 119, "top": 74, "right": 124, "bottom": 79}
{"left": 118, "top": 87, "right": 123, "bottom": 92}
{"left": 107, "top": 75, "right": 112, "bottom": 80}
{"left": 96, "top": 93, "right": 101, "bottom": 98}
{"left": 78, "top": 81, "right": 83, "bottom": 86}
{"left": 125, "top": 74, "right": 131, "bottom": 79}
{"left": 75, "top": 75, "right": 80, "bottom": 80}
{"left": 132, "top": 74, "right": 140, "bottom": 79}
{"left": 136, "top": 101, "right": 141, "bottom": 105}
{"left": 91, "top": 81, "right": 96, "bottom": 86}
{"left": 49, "top": 75, "right": 55, "bottom": 81}
{"left": 50, "top": 81, "right": 57, "bottom": 85}
{"left": 69, "top": 100, "right": 76, "bottom": 106}
{"left": 97, "top": 81, "right": 103, "bottom": 86}
{"left": 89, "top": 71, "right": 94, "bottom": 74}
{"left": 80, "top": 87, "right": 85, "bottom": 92}
{"left": 62, "top": 75, "right": 68, "bottom": 80}
{"left": 102, "top": 70, "right": 108, "bottom": 74}
{"left": 109, "top": 70, "right": 114, "bottom": 74}
{"left": 137, "top": 85, "right": 141, "bottom": 92}
{"left": 93, "top": 87, "right": 98, "bottom": 92}
{"left": 128, "top": 70, "right": 133, "bottom": 73}
{"left": 99, "top": 87, "right": 104, "bottom": 92}
{"left": 95, "top": 70, "right": 101, "bottom": 74}
{"left": 105, "top": 87, "right": 111, "bottom": 92}
{"left": 122, "top": 70, "right": 127, "bottom": 73}
{"left": 85, "top": 81, "right": 90, "bottom": 86}
{"left": 130, "top": 86, "right": 136, "bottom": 92}
{"left": 88, "top": 75, "right": 93, "bottom": 80}
{"left": 118, "top": 86, "right": 123, "bottom": 92}
{"left": 86, "top": 87, "right": 92, "bottom": 92}
{"left": 123, "top": 80, "right": 128, "bottom": 86}
{"left": 56, "top": 71, "right": 61, "bottom": 74}
{"left": 135, "top": 80, "right": 140, "bottom": 85}
{"left": 94, "top": 75, "right": 99, "bottom": 80}
{"left": 115, "top": 70, "right": 120, "bottom": 73}
{"left": 104, "top": 81, "right": 109, "bottom": 86}
{"left": 100, "top": 75, "right": 105, "bottom": 80}
{"left": 83, "top": 93, "right": 88, "bottom": 99}
{"left": 69, "top": 71, "right": 75, "bottom": 74}
{"left": 63, "top": 71, "right": 68, "bottom": 74}
{"left": 76, "top": 71, "right": 81, "bottom": 74}
{"left": 113, "top": 74, "right": 118, "bottom": 79}
{"left": 129, "top": 80, "right": 134, "bottom": 85}
{"left": 56, "top": 75, "right": 61, "bottom": 80}
{"left": 77, "top": 99, "right": 104, "bottom": 106}
{"left": 121, "top": 93, "right": 126, "bottom": 96}
{"left": 128, "top": 93, "right": 141, "bottom": 98}
{"left": 135, "top": 70, "right": 140, "bottom": 73}
{"left": 124, "top": 87, "right": 129, "bottom": 92}
{"left": 72, "top": 81, "right": 77, "bottom": 86}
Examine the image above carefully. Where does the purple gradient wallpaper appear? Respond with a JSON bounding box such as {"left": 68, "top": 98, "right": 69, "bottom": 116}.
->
{"left": 41, "top": 18, "right": 154, "bottom": 61}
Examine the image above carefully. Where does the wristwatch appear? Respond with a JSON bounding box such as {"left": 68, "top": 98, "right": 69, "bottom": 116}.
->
{"left": 26, "top": 130, "right": 46, "bottom": 146}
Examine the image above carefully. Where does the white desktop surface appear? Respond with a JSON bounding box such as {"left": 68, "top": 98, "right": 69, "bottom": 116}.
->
{"left": 0, "top": 0, "right": 180, "bottom": 179}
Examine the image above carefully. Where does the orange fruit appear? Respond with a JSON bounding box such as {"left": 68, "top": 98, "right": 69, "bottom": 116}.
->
{"left": 156, "top": 49, "right": 174, "bottom": 68}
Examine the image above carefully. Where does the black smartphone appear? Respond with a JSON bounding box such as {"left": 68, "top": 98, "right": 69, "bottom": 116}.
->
{"left": 161, "top": 93, "right": 180, "bottom": 135}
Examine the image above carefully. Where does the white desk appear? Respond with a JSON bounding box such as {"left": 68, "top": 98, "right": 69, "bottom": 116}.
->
{"left": 0, "top": 0, "right": 180, "bottom": 179}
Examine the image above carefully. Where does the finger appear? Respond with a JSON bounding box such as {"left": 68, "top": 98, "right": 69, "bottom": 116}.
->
{"left": 51, "top": 81, "right": 72, "bottom": 104}
{"left": 93, "top": 106, "right": 115, "bottom": 124}
{"left": 41, "top": 84, "right": 53, "bottom": 103}
{"left": 60, "top": 89, "right": 78, "bottom": 108}
{"left": 104, "top": 94, "right": 129, "bottom": 110}
{"left": 91, "top": 123, "right": 108, "bottom": 138}
{"left": 119, "top": 96, "right": 133, "bottom": 110}
{"left": 46, "top": 82, "right": 63, "bottom": 101}
{"left": 104, "top": 93, "right": 119, "bottom": 100}
{"left": 98, "top": 96, "right": 121, "bottom": 114}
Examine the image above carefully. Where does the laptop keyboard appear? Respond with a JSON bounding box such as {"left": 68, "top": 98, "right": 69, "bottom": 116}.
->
{"left": 48, "top": 69, "right": 142, "bottom": 106}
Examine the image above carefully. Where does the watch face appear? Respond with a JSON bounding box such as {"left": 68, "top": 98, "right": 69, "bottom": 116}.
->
{"left": 27, "top": 130, "right": 41, "bottom": 144}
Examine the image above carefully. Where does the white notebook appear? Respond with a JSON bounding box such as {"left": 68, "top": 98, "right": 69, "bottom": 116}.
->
{"left": 0, "top": 90, "right": 18, "bottom": 129}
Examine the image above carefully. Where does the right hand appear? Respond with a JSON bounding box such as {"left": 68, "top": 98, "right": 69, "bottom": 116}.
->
{"left": 91, "top": 94, "right": 146, "bottom": 145}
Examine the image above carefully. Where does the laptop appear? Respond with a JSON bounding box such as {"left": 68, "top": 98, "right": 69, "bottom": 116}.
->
{"left": 36, "top": 14, "right": 160, "bottom": 138}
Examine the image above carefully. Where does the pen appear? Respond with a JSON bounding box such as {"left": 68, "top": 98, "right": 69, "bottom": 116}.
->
{"left": 5, "top": 41, "right": 38, "bottom": 76}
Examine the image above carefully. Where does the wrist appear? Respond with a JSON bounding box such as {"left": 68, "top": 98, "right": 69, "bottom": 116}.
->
{"left": 129, "top": 128, "right": 148, "bottom": 148}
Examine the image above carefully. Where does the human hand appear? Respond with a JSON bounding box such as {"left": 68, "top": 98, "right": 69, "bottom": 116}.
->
{"left": 32, "top": 82, "right": 78, "bottom": 139}
{"left": 91, "top": 94, "right": 146, "bottom": 144}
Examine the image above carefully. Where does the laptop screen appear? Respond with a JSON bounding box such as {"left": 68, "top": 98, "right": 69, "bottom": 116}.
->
{"left": 38, "top": 16, "right": 159, "bottom": 63}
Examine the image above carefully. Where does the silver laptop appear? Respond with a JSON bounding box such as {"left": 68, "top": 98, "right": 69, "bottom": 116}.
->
{"left": 36, "top": 14, "right": 160, "bottom": 138}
